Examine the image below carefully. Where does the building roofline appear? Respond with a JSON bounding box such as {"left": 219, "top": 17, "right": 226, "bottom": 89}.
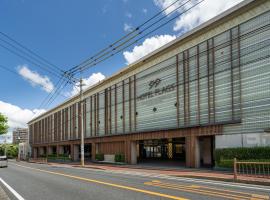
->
{"left": 28, "top": 0, "right": 261, "bottom": 124}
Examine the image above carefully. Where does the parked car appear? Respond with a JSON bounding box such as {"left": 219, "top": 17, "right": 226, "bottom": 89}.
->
{"left": 0, "top": 156, "right": 8, "bottom": 168}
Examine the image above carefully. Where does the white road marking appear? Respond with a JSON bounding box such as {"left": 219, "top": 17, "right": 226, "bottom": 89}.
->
{"left": 10, "top": 161, "right": 270, "bottom": 192}
{"left": 0, "top": 177, "right": 25, "bottom": 200}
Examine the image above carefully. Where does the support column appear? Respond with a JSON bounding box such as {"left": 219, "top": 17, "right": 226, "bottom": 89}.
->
{"left": 39, "top": 147, "right": 44, "bottom": 157}
{"left": 186, "top": 135, "right": 200, "bottom": 168}
{"left": 33, "top": 147, "right": 38, "bottom": 158}
{"left": 125, "top": 140, "right": 131, "bottom": 164}
{"left": 130, "top": 141, "right": 137, "bottom": 165}
{"left": 57, "top": 145, "right": 64, "bottom": 156}
{"left": 70, "top": 144, "right": 74, "bottom": 160}
{"left": 91, "top": 143, "right": 96, "bottom": 161}
{"left": 73, "top": 145, "right": 79, "bottom": 161}
{"left": 47, "top": 146, "right": 53, "bottom": 155}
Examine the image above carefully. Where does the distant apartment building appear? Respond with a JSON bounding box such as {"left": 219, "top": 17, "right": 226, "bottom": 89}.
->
{"left": 13, "top": 128, "right": 28, "bottom": 144}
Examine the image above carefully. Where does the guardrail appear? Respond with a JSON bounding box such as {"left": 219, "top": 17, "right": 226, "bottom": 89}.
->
{"left": 233, "top": 158, "right": 270, "bottom": 180}
{"left": 28, "top": 158, "right": 47, "bottom": 164}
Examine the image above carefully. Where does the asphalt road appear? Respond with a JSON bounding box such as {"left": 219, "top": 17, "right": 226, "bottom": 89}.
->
{"left": 0, "top": 161, "right": 269, "bottom": 200}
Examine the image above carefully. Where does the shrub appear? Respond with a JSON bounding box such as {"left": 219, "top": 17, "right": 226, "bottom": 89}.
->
{"left": 95, "top": 153, "right": 104, "bottom": 161}
{"left": 214, "top": 147, "right": 270, "bottom": 168}
{"left": 115, "top": 153, "right": 125, "bottom": 163}
{"left": 214, "top": 146, "right": 270, "bottom": 163}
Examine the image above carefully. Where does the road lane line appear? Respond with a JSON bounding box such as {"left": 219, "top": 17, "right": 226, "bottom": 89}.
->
{"left": 11, "top": 163, "right": 188, "bottom": 200}
{"left": 145, "top": 181, "right": 264, "bottom": 200}
{"left": 13, "top": 161, "right": 270, "bottom": 192}
{"left": 0, "top": 178, "right": 25, "bottom": 200}
{"left": 146, "top": 181, "right": 269, "bottom": 200}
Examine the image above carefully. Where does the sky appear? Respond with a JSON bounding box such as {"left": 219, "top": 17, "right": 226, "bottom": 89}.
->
{"left": 0, "top": 0, "right": 243, "bottom": 142}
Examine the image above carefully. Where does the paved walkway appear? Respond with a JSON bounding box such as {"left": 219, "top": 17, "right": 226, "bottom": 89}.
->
{"left": 46, "top": 162, "right": 270, "bottom": 186}
{"left": 0, "top": 185, "right": 10, "bottom": 200}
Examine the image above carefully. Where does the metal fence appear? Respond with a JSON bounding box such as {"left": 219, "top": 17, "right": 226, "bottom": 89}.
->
{"left": 233, "top": 158, "right": 270, "bottom": 180}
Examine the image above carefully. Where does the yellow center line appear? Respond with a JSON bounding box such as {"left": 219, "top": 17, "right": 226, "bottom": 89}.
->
{"left": 145, "top": 181, "right": 268, "bottom": 200}
{"left": 145, "top": 182, "right": 246, "bottom": 200}
{"left": 12, "top": 163, "right": 188, "bottom": 200}
{"left": 188, "top": 183, "right": 269, "bottom": 200}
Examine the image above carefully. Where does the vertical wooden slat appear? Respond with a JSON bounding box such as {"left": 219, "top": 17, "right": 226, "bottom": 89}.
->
{"left": 207, "top": 40, "right": 211, "bottom": 124}
{"left": 122, "top": 80, "right": 125, "bottom": 133}
{"left": 176, "top": 54, "right": 180, "bottom": 128}
{"left": 109, "top": 87, "right": 112, "bottom": 134}
{"left": 212, "top": 37, "right": 216, "bottom": 123}
{"left": 94, "top": 94, "right": 97, "bottom": 136}
{"left": 115, "top": 84, "right": 117, "bottom": 133}
{"left": 97, "top": 93, "right": 99, "bottom": 135}
{"left": 230, "top": 29, "right": 235, "bottom": 120}
{"left": 237, "top": 25, "right": 243, "bottom": 118}
{"left": 129, "top": 77, "right": 132, "bottom": 132}
{"left": 133, "top": 75, "right": 137, "bottom": 131}
{"left": 90, "top": 96, "right": 93, "bottom": 137}
{"left": 187, "top": 49, "right": 190, "bottom": 125}
{"left": 196, "top": 45, "right": 201, "bottom": 124}
{"left": 183, "top": 52, "right": 187, "bottom": 126}
{"left": 104, "top": 89, "right": 107, "bottom": 135}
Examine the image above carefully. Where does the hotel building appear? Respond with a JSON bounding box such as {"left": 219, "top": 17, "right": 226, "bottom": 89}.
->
{"left": 28, "top": 0, "right": 270, "bottom": 167}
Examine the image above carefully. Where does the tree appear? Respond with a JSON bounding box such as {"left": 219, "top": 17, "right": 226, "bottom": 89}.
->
{"left": 0, "top": 113, "right": 9, "bottom": 135}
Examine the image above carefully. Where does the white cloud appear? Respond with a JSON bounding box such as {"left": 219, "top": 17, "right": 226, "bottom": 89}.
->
{"left": 69, "top": 72, "right": 105, "bottom": 96}
{"left": 123, "top": 34, "right": 176, "bottom": 64}
{"left": 0, "top": 100, "right": 46, "bottom": 131}
{"left": 154, "top": 0, "right": 243, "bottom": 32}
{"left": 142, "top": 8, "right": 148, "bottom": 14}
{"left": 18, "top": 65, "right": 54, "bottom": 93}
{"left": 124, "top": 23, "right": 133, "bottom": 32}
{"left": 126, "top": 12, "right": 132, "bottom": 18}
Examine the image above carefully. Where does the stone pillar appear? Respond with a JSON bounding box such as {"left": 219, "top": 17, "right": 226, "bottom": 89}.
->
{"left": 91, "top": 143, "right": 96, "bottom": 161}
{"left": 186, "top": 135, "right": 200, "bottom": 168}
{"left": 130, "top": 141, "right": 137, "bottom": 165}
{"left": 73, "top": 145, "right": 79, "bottom": 161}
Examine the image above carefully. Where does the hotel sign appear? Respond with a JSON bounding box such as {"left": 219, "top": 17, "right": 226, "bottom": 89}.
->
{"left": 137, "top": 78, "right": 176, "bottom": 101}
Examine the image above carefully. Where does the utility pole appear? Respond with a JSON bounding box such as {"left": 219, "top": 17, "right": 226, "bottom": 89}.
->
{"left": 4, "top": 134, "right": 7, "bottom": 157}
{"left": 79, "top": 78, "right": 85, "bottom": 167}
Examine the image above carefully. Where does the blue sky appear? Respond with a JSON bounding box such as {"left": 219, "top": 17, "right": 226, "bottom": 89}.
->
{"left": 0, "top": 0, "right": 242, "bottom": 142}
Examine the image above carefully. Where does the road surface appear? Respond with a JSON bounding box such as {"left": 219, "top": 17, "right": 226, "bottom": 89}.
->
{"left": 0, "top": 161, "right": 269, "bottom": 200}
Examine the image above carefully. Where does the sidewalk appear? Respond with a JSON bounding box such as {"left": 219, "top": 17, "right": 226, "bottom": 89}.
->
{"left": 0, "top": 185, "right": 10, "bottom": 200}
{"left": 47, "top": 162, "right": 270, "bottom": 186}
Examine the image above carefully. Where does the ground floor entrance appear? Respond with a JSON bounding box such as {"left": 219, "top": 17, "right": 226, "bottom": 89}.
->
{"left": 138, "top": 138, "right": 186, "bottom": 166}
{"left": 32, "top": 125, "right": 221, "bottom": 168}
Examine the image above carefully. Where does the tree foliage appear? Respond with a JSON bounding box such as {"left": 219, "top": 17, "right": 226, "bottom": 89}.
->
{"left": 0, "top": 144, "right": 18, "bottom": 158}
{"left": 0, "top": 113, "right": 8, "bottom": 135}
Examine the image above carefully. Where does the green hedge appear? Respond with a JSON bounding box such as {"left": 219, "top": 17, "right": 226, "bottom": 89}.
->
{"left": 214, "top": 147, "right": 270, "bottom": 168}
{"left": 214, "top": 147, "right": 270, "bottom": 162}
{"left": 115, "top": 153, "right": 125, "bottom": 163}
{"left": 95, "top": 153, "right": 104, "bottom": 161}
{"left": 217, "top": 159, "right": 270, "bottom": 168}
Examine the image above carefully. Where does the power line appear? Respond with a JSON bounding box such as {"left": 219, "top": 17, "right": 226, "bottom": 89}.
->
{"left": 0, "top": 32, "right": 78, "bottom": 84}
{"left": 70, "top": 0, "right": 203, "bottom": 75}
{"left": 0, "top": 31, "right": 64, "bottom": 73}
{"left": 0, "top": 42, "right": 64, "bottom": 80}
{"left": 67, "top": 0, "right": 183, "bottom": 74}
{"left": 0, "top": 64, "right": 66, "bottom": 95}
